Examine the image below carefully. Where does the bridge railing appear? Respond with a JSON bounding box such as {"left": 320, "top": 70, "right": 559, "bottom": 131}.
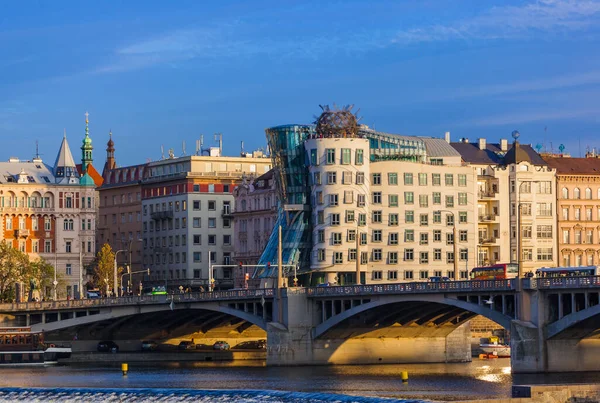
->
{"left": 0, "top": 288, "right": 276, "bottom": 312}
{"left": 305, "top": 279, "right": 515, "bottom": 297}
{"left": 535, "top": 276, "right": 600, "bottom": 289}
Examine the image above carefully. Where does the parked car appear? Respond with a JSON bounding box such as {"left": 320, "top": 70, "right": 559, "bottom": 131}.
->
{"left": 86, "top": 291, "right": 100, "bottom": 299}
{"left": 428, "top": 276, "right": 451, "bottom": 282}
{"left": 141, "top": 340, "right": 158, "bottom": 351}
{"left": 178, "top": 341, "right": 196, "bottom": 350}
{"left": 213, "top": 341, "right": 230, "bottom": 350}
{"left": 97, "top": 341, "right": 119, "bottom": 353}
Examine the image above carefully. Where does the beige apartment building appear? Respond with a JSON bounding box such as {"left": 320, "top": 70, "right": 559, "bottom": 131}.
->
{"left": 452, "top": 135, "right": 557, "bottom": 273}
{"left": 544, "top": 157, "right": 600, "bottom": 267}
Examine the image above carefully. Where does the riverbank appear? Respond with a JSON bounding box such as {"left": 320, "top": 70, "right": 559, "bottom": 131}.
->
{"left": 62, "top": 350, "right": 266, "bottom": 364}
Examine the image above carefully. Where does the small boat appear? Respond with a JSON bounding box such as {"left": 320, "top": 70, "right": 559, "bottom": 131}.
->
{"left": 479, "top": 336, "right": 510, "bottom": 358}
{"left": 44, "top": 346, "right": 72, "bottom": 364}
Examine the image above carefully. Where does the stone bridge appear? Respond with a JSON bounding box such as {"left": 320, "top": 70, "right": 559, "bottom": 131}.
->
{"left": 1, "top": 278, "right": 600, "bottom": 372}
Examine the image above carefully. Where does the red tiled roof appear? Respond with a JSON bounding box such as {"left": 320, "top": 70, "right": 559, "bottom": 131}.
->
{"left": 76, "top": 163, "right": 104, "bottom": 187}
{"left": 543, "top": 157, "right": 600, "bottom": 175}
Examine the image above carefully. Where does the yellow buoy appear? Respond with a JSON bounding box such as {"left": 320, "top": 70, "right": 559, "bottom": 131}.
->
{"left": 401, "top": 371, "right": 408, "bottom": 382}
{"left": 121, "top": 363, "right": 128, "bottom": 375}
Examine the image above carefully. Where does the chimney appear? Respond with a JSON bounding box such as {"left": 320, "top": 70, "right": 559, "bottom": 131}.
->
{"left": 444, "top": 131, "right": 451, "bottom": 143}
{"left": 478, "top": 138, "right": 486, "bottom": 151}
{"left": 500, "top": 139, "right": 508, "bottom": 152}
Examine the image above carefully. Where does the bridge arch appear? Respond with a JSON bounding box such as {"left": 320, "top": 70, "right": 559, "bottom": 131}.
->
{"left": 313, "top": 294, "right": 513, "bottom": 339}
{"left": 546, "top": 303, "right": 600, "bottom": 339}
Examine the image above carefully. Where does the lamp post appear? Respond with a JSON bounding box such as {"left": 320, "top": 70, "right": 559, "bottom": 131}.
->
{"left": 114, "top": 249, "right": 127, "bottom": 297}
{"left": 438, "top": 210, "right": 459, "bottom": 281}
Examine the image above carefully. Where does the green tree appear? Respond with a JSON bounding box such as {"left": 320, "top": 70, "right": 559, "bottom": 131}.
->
{"left": 94, "top": 243, "right": 118, "bottom": 295}
{"left": 0, "top": 242, "right": 29, "bottom": 301}
{"left": 27, "top": 258, "right": 57, "bottom": 300}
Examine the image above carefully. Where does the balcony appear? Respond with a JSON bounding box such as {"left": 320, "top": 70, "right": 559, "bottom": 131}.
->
{"left": 478, "top": 214, "right": 497, "bottom": 222}
{"left": 222, "top": 207, "right": 234, "bottom": 218}
{"left": 14, "top": 229, "right": 30, "bottom": 238}
{"left": 150, "top": 210, "right": 174, "bottom": 220}
{"left": 479, "top": 237, "right": 498, "bottom": 245}
{"left": 478, "top": 190, "right": 497, "bottom": 199}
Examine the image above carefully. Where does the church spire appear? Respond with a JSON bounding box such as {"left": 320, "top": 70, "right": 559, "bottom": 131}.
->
{"left": 54, "top": 130, "right": 78, "bottom": 184}
{"left": 103, "top": 130, "right": 116, "bottom": 176}
{"left": 81, "top": 111, "right": 93, "bottom": 171}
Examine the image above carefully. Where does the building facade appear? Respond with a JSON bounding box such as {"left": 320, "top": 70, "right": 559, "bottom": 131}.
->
{"left": 544, "top": 157, "right": 600, "bottom": 267}
{"left": 258, "top": 107, "right": 480, "bottom": 285}
{"left": 0, "top": 130, "right": 97, "bottom": 298}
{"left": 141, "top": 151, "right": 272, "bottom": 290}
{"left": 452, "top": 135, "right": 557, "bottom": 273}
{"left": 97, "top": 132, "right": 147, "bottom": 292}
{"left": 232, "top": 170, "right": 277, "bottom": 287}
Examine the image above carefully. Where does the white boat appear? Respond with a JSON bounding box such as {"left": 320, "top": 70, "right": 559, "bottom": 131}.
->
{"left": 44, "top": 346, "right": 72, "bottom": 364}
{"left": 479, "top": 343, "right": 510, "bottom": 358}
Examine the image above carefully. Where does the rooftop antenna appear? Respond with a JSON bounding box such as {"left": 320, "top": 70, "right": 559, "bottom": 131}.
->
{"left": 182, "top": 141, "right": 187, "bottom": 157}
{"left": 214, "top": 133, "right": 223, "bottom": 155}
{"left": 34, "top": 140, "right": 43, "bottom": 160}
{"left": 160, "top": 145, "right": 165, "bottom": 160}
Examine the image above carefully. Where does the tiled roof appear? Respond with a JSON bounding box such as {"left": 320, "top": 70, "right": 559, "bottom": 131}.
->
{"left": 544, "top": 157, "right": 600, "bottom": 175}
{"left": 451, "top": 142, "right": 547, "bottom": 166}
{"left": 76, "top": 163, "right": 104, "bottom": 187}
{"left": 0, "top": 160, "right": 56, "bottom": 184}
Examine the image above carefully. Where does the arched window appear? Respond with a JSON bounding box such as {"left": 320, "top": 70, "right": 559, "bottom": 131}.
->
{"left": 562, "top": 187, "right": 569, "bottom": 199}
{"left": 586, "top": 188, "right": 593, "bottom": 199}
{"left": 574, "top": 188, "right": 581, "bottom": 199}
{"left": 241, "top": 200, "right": 247, "bottom": 211}
{"left": 63, "top": 219, "right": 73, "bottom": 231}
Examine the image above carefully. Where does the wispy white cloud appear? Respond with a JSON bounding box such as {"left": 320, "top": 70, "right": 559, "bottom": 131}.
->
{"left": 94, "top": 0, "right": 600, "bottom": 74}
{"left": 392, "top": 0, "right": 600, "bottom": 44}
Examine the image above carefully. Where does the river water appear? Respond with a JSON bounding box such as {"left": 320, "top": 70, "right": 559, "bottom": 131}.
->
{"left": 0, "top": 359, "right": 598, "bottom": 402}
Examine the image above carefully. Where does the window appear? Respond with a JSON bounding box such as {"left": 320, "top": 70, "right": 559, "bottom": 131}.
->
{"left": 341, "top": 148, "right": 351, "bottom": 164}
{"left": 562, "top": 229, "right": 570, "bottom": 244}
{"left": 447, "top": 251, "right": 454, "bottom": 263}
{"left": 357, "top": 194, "right": 365, "bottom": 207}
{"left": 586, "top": 208, "right": 593, "bottom": 221}
{"left": 347, "top": 229, "right": 356, "bottom": 242}
{"left": 536, "top": 202, "right": 552, "bottom": 217}
{"left": 345, "top": 210, "right": 355, "bottom": 223}
{"left": 372, "top": 210, "right": 382, "bottom": 223}
{"left": 193, "top": 218, "right": 201, "bottom": 228}
{"left": 348, "top": 248, "right": 357, "bottom": 261}
{"left": 404, "top": 192, "right": 414, "bottom": 204}
{"left": 432, "top": 211, "right": 441, "bottom": 224}
{"left": 309, "top": 148, "right": 318, "bottom": 166}
{"left": 193, "top": 234, "right": 201, "bottom": 245}
{"left": 419, "top": 194, "right": 428, "bottom": 207}
{"left": 574, "top": 188, "right": 581, "bottom": 199}
{"left": 317, "top": 249, "right": 326, "bottom": 262}
{"left": 372, "top": 173, "right": 381, "bottom": 185}
{"left": 65, "top": 241, "right": 71, "bottom": 253}
{"left": 459, "top": 212, "right": 467, "bottom": 223}
{"left": 372, "top": 249, "right": 382, "bottom": 261}
{"left": 432, "top": 174, "right": 441, "bottom": 186}
{"left": 537, "top": 225, "right": 552, "bottom": 239}
{"left": 575, "top": 208, "right": 581, "bottom": 220}
{"left": 419, "top": 252, "right": 429, "bottom": 264}
{"left": 458, "top": 193, "right": 467, "bottom": 205}
{"left": 332, "top": 232, "right": 342, "bottom": 245}
{"left": 388, "top": 173, "right": 398, "bottom": 185}
{"left": 420, "top": 214, "right": 428, "bottom": 226}
{"left": 458, "top": 174, "right": 467, "bottom": 186}
{"left": 314, "top": 172, "right": 321, "bottom": 185}
{"left": 434, "top": 249, "right": 442, "bottom": 261}
{"left": 344, "top": 190, "right": 354, "bottom": 204}
{"left": 342, "top": 171, "right": 352, "bottom": 184}
{"left": 404, "top": 270, "right": 414, "bottom": 280}
{"left": 372, "top": 270, "right": 383, "bottom": 280}
{"left": 538, "top": 181, "right": 552, "bottom": 194}
{"left": 460, "top": 249, "right": 468, "bottom": 261}
{"left": 372, "top": 192, "right": 381, "bottom": 204}
{"left": 193, "top": 200, "right": 201, "bottom": 210}
{"left": 372, "top": 229, "right": 382, "bottom": 242}
{"left": 326, "top": 148, "right": 335, "bottom": 164}
{"left": 193, "top": 252, "right": 202, "bottom": 262}
{"left": 522, "top": 225, "right": 532, "bottom": 238}
{"left": 317, "top": 230, "right": 325, "bottom": 243}
{"left": 316, "top": 191, "right": 323, "bottom": 205}
{"left": 420, "top": 232, "right": 428, "bottom": 245}
{"left": 208, "top": 235, "right": 216, "bottom": 245}
{"left": 445, "top": 174, "right": 453, "bottom": 186}
{"left": 459, "top": 230, "right": 468, "bottom": 242}
{"left": 66, "top": 264, "right": 72, "bottom": 276}
{"left": 404, "top": 230, "right": 414, "bottom": 242}
{"left": 587, "top": 230, "right": 593, "bottom": 244}
{"left": 331, "top": 213, "right": 340, "bottom": 225}
{"left": 418, "top": 173, "right": 427, "bottom": 186}
{"left": 419, "top": 270, "right": 429, "bottom": 279}
{"left": 317, "top": 211, "right": 324, "bottom": 224}
{"left": 446, "top": 214, "right": 454, "bottom": 226}
{"left": 356, "top": 149, "right": 364, "bottom": 165}
{"left": 404, "top": 249, "right": 414, "bottom": 261}
{"left": 537, "top": 248, "right": 553, "bottom": 261}
{"left": 389, "top": 213, "right": 399, "bottom": 226}
{"left": 404, "top": 173, "right": 413, "bottom": 185}
{"left": 327, "top": 172, "right": 337, "bottom": 185}
{"left": 44, "top": 217, "right": 51, "bottom": 230}
{"left": 447, "top": 232, "right": 454, "bottom": 245}
{"left": 389, "top": 232, "right": 398, "bottom": 245}
{"left": 329, "top": 194, "right": 339, "bottom": 206}
{"left": 389, "top": 194, "right": 398, "bottom": 207}
{"left": 445, "top": 195, "right": 454, "bottom": 207}
{"left": 388, "top": 270, "right": 398, "bottom": 280}
{"left": 208, "top": 218, "right": 216, "bottom": 228}
{"left": 334, "top": 252, "right": 343, "bottom": 264}
{"left": 208, "top": 201, "right": 216, "bottom": 210}
{"left": 562, "top": 187, "right": 569, "bottom": 199}
{"left": 356, "top": 172, "right": 365, "bottom": 185}
{"left": 433, "top": 230, "right": 442, "bottom": 242}
{"left": 405, "top": 210, "right": 414, "bottom": 223}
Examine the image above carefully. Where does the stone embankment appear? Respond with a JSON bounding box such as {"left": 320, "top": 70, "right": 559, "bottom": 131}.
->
{"left": 454, "top": 384, "right": 600, "bottom": 403}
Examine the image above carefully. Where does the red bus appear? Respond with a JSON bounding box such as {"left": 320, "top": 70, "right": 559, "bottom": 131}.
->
{"left": 470, "top": 263, "right": 518, "bottom": 280}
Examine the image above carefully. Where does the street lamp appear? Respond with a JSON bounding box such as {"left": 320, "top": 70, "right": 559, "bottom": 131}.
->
{"left": 437, "top": 210, "right": 459, "bottom": 281}
{"left": 114, "top": 249, "right": 127, "bottom": 297}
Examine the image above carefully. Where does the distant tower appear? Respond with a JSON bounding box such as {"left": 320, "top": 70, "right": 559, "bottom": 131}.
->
{"left": 103, "top": 130, "right": 116, "bottom": 176}
{"left": 81, "top": 111, "right": 93, "bottom": 171}
{"left": 54, "top": 129, "right": 79, "bottom": 184}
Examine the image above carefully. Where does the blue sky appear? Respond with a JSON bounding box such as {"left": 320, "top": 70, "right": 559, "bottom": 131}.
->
{"left": 2, "top": 0, "right": 600, "bottom": 166}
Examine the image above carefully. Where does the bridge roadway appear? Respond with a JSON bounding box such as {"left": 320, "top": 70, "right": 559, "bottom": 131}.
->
{"left": 0, "top": 277, "right": 600, "bottom": 372}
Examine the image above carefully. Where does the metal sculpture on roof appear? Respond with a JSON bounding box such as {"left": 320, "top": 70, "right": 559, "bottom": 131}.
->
{"left": 313, "top": 104, "right": 361, "bottom": 139}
